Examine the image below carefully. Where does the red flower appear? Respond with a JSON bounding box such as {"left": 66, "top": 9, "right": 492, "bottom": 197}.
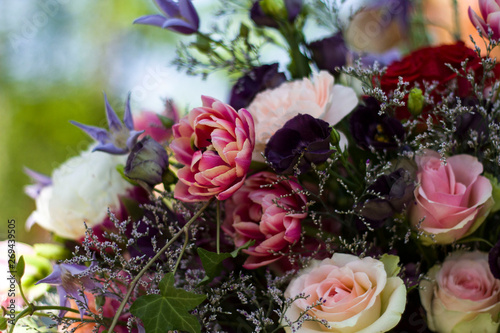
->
{"left": 379, "top": 42, "right": 481, "bottom": 119}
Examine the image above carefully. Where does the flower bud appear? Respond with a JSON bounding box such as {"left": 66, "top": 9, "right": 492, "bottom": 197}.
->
{"left": 407, "top": 88, "right": 424, "bottom": 116}
{"left": 259, "top": 0, "right": 287, "bottom": 20}
{"left": 124, "top": 136, "right": 169, "bottom": 187}
{"left": 330, "top": 127, "right": 341, "bottom": 146}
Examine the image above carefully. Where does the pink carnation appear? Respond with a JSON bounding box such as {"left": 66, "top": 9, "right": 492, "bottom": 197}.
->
{"left": 222, "top": 171, "right": 307, "bottom": 269}
{"left": 171, "top": 96, "right": 255, "bottom": 202}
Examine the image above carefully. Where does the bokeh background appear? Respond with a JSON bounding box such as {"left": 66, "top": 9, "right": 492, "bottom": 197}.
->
{"left": 0, "top": 0, "right": 229, "bottom": 244}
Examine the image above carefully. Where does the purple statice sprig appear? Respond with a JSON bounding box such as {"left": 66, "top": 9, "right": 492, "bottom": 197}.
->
{"left": 70, "top": 93, "right": 144, "bottom": 155}
{"left": 35, "top": 262, "right": 101, "bottom": 319}
{"left": 134, "top": 0, "right": 199, "bottom": 35}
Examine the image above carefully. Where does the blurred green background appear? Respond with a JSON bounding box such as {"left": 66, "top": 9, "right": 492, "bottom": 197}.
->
{"left": 1, "top": 0, "right": 229, "bottom": 244}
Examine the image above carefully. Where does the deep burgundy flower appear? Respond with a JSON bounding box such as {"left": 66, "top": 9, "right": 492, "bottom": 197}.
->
{"left": 455, "top": 99, "right": 489, "bottom": 146}
{"left": 229, "top": 63, "right": 286, "bottom": 110}
{"left": 308, "top": 33, "right": 349, "bottom": 74}
{"left": 489, "top": 238, "right": 500, "bottom": 279}
{"left": 358, "top": 168, "right": 415, "bottom": 228}
{"left": 349, "top": 97, "right": 405, "bottom": 150}
{"left": 265, "top": 114, "right": 333, "bottom": 175}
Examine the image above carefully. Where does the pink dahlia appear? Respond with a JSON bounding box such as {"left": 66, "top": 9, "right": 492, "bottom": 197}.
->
{"left": 171, "top": 96, "right": 255, "bottom": 202}
{"left": 222, "top": 171, "right": 308, "bottom": 269}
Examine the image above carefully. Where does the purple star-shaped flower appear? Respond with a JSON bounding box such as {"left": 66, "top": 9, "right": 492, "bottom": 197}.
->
{"left": 36, "top": 262, "right": 100, "bottom": 318}
{"left": 23, "top": 167, "right": 52, "bottom": 199}
{"left": 70, "top": 93, "right": 144, "bottom": 155}
{"left": 134, "top": 0, "right": 200, "bottom": 35}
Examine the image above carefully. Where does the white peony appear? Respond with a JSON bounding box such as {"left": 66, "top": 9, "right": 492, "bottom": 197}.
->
{"left": 27, "top": 146, "right": 133, "bottom": 240}
{"left": 247, "top": 71, "right": 358, "bottom": 161}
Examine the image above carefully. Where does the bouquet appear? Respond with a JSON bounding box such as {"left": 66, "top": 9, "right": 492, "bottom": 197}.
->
{"left": 5, "top": 0, "right": 500, "bottom": 332}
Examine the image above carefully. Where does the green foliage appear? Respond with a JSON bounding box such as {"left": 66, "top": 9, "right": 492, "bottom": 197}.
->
{"left": 130, "top": 273, "right": 206, "bottom": 333}
{"left": 197, "top": 240, "right": 254, "bottom": 285}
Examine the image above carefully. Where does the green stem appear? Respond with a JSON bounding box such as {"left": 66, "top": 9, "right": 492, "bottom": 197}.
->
{"left": 452, "top": 0, "right": 461, "bottom": 41}
{"left": 216, "top": 200, "right": 221, "bottom": 254}
{"left": 107, "top": 198, "right": 214, "bottom": 332}
{"left": 8, "top": 305, "right": 81, "bottom": 333}
{"left": 173, "top": 228, "right": 189, "bottom": 274}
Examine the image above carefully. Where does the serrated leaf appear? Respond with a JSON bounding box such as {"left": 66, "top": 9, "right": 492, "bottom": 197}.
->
{"left": 130, "top": 273, "right": 206, "bottom": 333}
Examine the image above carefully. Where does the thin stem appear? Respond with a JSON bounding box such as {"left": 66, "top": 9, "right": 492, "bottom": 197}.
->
{"left": 8, "top": 305, "right": 81, "bottom": 333}
{"left": 216, "top": 200, "right": 221, "bottom": 254}
{"left": 17, "top": 281, "right": 29, "bottom": 306}
{"left": 107, "top": 198, "right": 214, "bottom": 332}
{"left": 173, "top": 228, "right": 190, "bottom": 274}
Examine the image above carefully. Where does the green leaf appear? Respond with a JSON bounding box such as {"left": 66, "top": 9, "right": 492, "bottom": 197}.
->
{"left": 130, "top": 273, "right": 206, "bottom": 333}
{"left": 157, "top": 114, "right": 174, "bottom": 129}
{"left": 15, "top": 255, "right": 25, "bottom": 282}
{"left": 379, "top": 254, "right": 401, "bottom": 277}
{"left": 0, "top": 317, "right": 7, "bottom": 330}
{"left": 197, "top": 240, "right": 254, "bottom": 285}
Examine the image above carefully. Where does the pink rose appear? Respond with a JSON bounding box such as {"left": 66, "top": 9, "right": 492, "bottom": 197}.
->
{"left": 222, "top": 171, "right": 307, "bottom": 269}
{"left": 420, "top": 251, "right": 500, "bottom": 333}
{"left": 171, "top": 96, "right": 255, "bottom": 202}
{"left": 409, "top": 150, "right": 493, "bottom": 245}
{"left": 284, "top": 253, "right": 406, "bottom": 332}
{"left": 247, "top": 71, "right": 358, "bottom": 160}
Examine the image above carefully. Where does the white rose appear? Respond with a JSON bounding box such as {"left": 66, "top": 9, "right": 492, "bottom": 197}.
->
{"left": 419, "top": 251, "right": 500, "bottom": 333}
{"left": 284, "top": 253, "right": 406, "bottom": 332}
{"left": 27, "top": 146, "right": 133, "bottom": 240}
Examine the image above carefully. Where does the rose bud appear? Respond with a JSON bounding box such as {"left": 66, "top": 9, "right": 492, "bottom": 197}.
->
{"left": 265, "top": 114, "right": 333, "bottom": 175}
{"left": 124, "top": 136, "right": 169, "bottom": 187}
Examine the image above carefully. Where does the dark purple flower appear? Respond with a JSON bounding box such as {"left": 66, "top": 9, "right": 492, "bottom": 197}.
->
{"left": 23, "top": 167, "right": 51, "bottom": 199}
{"left": 229, "top": 63, "right": 286, "bottom": 110}
{"left": 357, "top": 168, "right": 415, "bottom": 228}
{"left": 455, "top": 102, "right": 489, "bottom": 146}
{"left": 265, "top": 114, "right": 333, "bottom": 175}
{"left": 125, "top": 136, "right": 169, "bottom": 187}
{"left": 349, "top": 97, "right": 405, "bottom": 150}
{"left": 489, "top": 239, "right": 500, "bottom": 279}
{"left": 250, "top": 0, "right": 303, "bottom": 28}
{"left": 36, "top": 262, "right": 100, "bottom": 318}
{"left": 134, "top": 0, "right": 199, "bottom": 35}
{"left": 308, "top": 33, "right": 349, "bottom": 74}
{"left": 70, "top": 93, "right": 144, "bottom": 155}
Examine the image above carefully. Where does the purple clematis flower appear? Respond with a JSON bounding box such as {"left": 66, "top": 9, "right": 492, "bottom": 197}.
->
{"left": 23, "top": 167, "right": 52, "bottom": 199}
{"left": 36, "top": 262, "right": 100, "bottom": 318}
{"left": 134, "top": 0, "right": 200, "bottom": 35}
{"left": 70, "top": 94, "right": 144, "bottom": 155}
